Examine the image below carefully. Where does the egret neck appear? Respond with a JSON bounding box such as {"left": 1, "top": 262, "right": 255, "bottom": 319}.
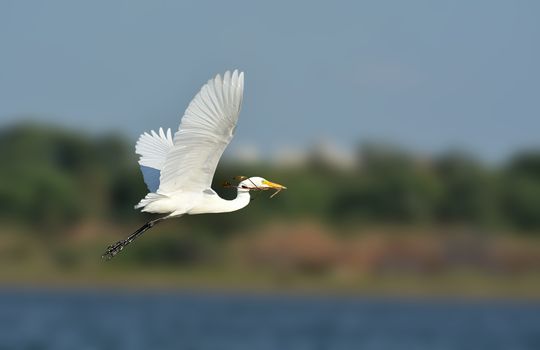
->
{"left": 189, "top": 187, "right": 251, "bottom": 214}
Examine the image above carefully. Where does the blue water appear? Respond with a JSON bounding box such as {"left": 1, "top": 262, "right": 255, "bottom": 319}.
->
{"left": 0, "top": 289, "right": 539, "bottom": 350}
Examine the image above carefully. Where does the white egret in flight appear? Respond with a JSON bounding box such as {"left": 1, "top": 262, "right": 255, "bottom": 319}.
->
{"left": 102, "top": 70, "right": 286, "bottom": 260}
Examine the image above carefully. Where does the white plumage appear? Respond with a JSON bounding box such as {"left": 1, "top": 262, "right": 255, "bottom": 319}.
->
{"left": 136, "top": 127, "right": 174, "bottom": 170}
{"left": 159, "top": 70, "right": 244, "bottom": 194}
{"left": 102, "top": 70, "right": 286, "bottom": 260}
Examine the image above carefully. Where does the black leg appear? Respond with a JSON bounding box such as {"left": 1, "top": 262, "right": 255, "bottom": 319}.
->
{"left": 101, "top": 217, "right": 166, "bottom": 261}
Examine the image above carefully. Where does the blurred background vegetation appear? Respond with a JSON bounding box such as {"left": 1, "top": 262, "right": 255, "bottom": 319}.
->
{"left": 2, "top": 3, "right": 539, "bottom": 349}
{"left": 1, "top": 123, "right": 538, "bottom": 298}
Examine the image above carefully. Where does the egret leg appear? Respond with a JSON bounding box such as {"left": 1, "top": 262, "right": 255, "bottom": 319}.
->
{"left": 101, "top": 217, "right": 166, "bottom": 261}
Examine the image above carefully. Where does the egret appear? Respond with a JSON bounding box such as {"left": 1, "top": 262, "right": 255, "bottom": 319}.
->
{"left": 102, "top": 70, "right": 286, "bottom": 260}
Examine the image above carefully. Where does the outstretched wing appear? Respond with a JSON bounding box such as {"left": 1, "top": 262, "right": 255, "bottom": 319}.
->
{"left": 157, "top": 70, "right": 244, "bottom": 194}
{"left": 136, "top": 127, "right": 174, "bottom": 170}
{"left": 135, "top": 128, "right": 174, "bottom": 192}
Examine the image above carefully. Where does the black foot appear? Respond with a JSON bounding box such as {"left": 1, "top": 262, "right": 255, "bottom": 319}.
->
{"left": 101, "top": 217, "right": 166, "bottom": 261}
{"left": 101, "top": 239, "right": 128, "bottom": 261}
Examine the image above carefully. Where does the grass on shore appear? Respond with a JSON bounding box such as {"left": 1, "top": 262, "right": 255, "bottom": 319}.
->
{"left": 1, "top": 225, "right": 539, "bottom": 299}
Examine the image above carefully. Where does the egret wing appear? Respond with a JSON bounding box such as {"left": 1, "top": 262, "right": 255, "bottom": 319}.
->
{"left": 157, "top": 70, "right": 244, "bottom": 194}
{"left": 135, "top": 127, "right": 174, "bottom": 192}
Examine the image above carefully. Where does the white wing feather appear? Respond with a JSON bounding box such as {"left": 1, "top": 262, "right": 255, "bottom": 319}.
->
{"left": 157, "top": 70, "right": 244, "bottom": 194}
{"left": 135, "top": 127, "right": 174, "bottom": 170}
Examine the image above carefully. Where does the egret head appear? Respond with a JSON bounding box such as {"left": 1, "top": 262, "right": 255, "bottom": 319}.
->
{"left": 234, "top": 176, "right": 287, "bottom": 197}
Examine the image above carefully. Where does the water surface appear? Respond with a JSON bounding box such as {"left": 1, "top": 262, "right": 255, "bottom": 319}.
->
{"left": 0, "top": 288, "right": 539, "bottom": 350}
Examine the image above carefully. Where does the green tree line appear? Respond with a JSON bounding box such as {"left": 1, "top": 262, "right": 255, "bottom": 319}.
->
{"left": 1, "top": 124, "right": 540, "bottom": 234}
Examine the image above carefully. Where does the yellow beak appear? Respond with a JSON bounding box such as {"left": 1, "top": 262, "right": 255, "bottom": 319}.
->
{"left": 262, "top": 180, "right": 287, "bottom": 190}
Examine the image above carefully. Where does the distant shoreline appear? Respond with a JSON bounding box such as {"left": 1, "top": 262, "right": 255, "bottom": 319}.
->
{"left": 1, "top": 267, "right": 539, "bottom": 302}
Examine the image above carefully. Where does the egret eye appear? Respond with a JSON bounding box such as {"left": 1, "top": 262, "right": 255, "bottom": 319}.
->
{"left": 241, "top": 185, "right": 248, "bottom": 189}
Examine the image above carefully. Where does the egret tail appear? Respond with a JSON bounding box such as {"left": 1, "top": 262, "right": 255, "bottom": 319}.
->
{"left": 101, "top": 216, "right": 167, "bottom": 261}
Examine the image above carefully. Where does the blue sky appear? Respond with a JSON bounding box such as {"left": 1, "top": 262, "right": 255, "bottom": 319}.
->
{"left": 1, "top": 1, "right": 539, "bottom": 161}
